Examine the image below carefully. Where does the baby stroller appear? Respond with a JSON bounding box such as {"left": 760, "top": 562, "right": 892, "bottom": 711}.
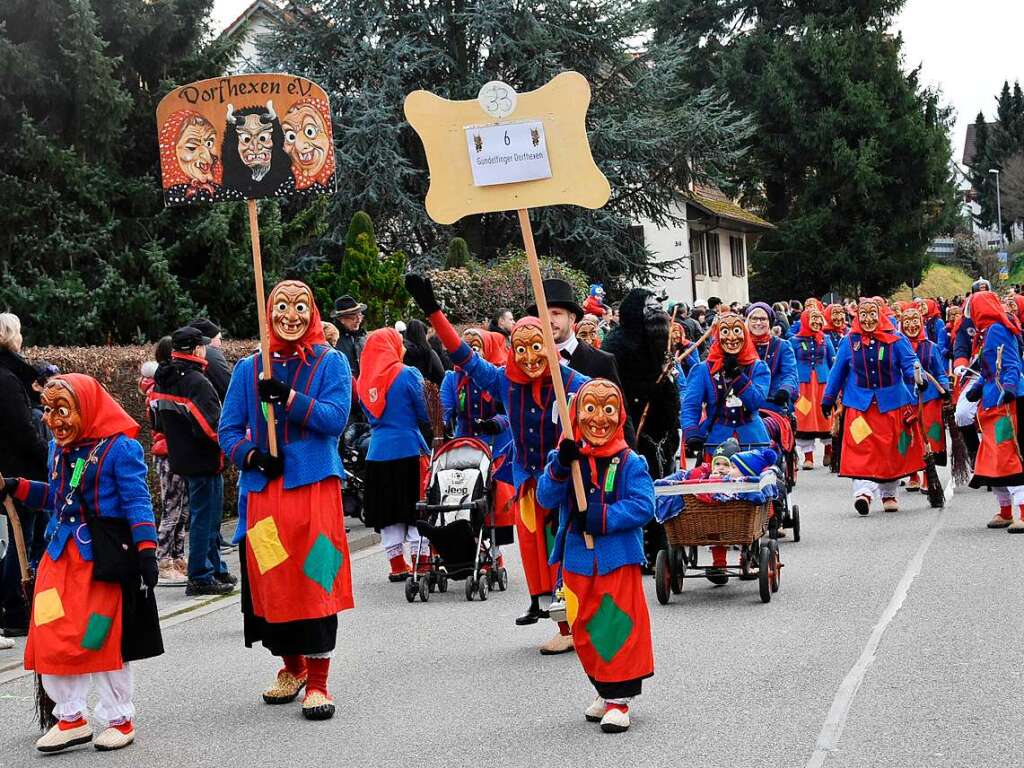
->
{"left": 760, "top": 409, "right": 800, "bottom": 542}
{"left": 409, "top": 437, "right": 509, "bottom": 603}
{"left": 340, "top": 421, "right": 371, "bottom": 523}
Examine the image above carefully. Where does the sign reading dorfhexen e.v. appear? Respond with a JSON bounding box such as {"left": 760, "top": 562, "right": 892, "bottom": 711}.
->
{"left": 156, "top": 74, "right": 336, "bottom": 206}
{"left": 465, "top": 121, "right": 552, "bottom": 187}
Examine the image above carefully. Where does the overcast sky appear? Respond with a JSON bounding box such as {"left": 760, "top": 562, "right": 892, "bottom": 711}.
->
{"left": 212, "top": 0, "right": 1021, "bottom": 160}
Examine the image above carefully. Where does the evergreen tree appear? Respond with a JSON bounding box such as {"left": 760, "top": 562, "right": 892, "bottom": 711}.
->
{"left": 652, "top": 0, "right": 959, "bottom": 298}
{"left": 446, "top": 237, "right": 472, "bottom": 269}
{"left": 266, "top": 0, "right": 752, "bottom": 285}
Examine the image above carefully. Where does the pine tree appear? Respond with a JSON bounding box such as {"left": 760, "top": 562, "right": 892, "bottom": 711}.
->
{"left": 446, "top": 237, "right": 471, "bottom": 269}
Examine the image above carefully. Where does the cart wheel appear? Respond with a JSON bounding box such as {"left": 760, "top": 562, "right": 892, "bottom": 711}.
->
{"left": 770, "top": 540, "right": 781, "bottom": 593}
{"left": 497, "top": 568, "right": 508, "bottom": 591}
{"left": 418, "top": 576, "right": 430, "bottom": 602}
{"left": 791, "top": 505, "right": 801, "bottom": 542}
{"left": 758, "top": 544, "right": 772, "bottom": 603}
{"left": 477, "top": 574, "right": 489, "bottom": 601}
{"left": 428, "top": 574, "right": 437, "bottom": 593}
{"left": 465, "top": 577, "right": 475, "bottom": 601}
{"left": 654, "top": 550, "right": 671, "bottom": 605}
{"left": 404, "top": 578, "right": 417, "bottom": 603}
{"left": 671, "top": 548, "right": 685, "bottom": 594}
{"left": 438, "top": 574, "right": 449, "bottom": 593}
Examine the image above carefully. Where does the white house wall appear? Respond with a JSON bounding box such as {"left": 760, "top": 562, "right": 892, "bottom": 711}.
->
{"left": 641, "top": 208, "right": 693, "bottom": 304}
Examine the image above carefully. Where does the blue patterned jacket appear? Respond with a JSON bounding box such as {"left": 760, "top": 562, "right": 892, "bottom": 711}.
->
{"left": 822, "top": 334, "right": 917, "bottom": 414}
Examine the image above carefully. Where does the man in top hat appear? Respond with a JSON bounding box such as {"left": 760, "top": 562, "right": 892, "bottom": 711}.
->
{"left": 331, "top": 295, "right": 367, "bottom": 379}
{"left": 190, "top": 317, "right": 231, "bottom": 401}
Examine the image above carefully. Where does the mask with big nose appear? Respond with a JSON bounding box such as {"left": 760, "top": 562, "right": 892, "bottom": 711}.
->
{"left": 269, "top": 280, "right": 313, "bottom": 342}
{"left": 718, "top": 316, "right": 746, "bottom": 355}
{"left": 463, "top": 330, "right": 485, "bottom": 356}
{"left": 577, "top": 380, "right": 622, "bottom": 448}
{"left": 858, "top": 301, "right": 880, "bottom": 333}
{"left": 901, "top": 307, "right": 922, "bottom": 338}
{"left": 808, "top": 310, "right": 825, "bottom": 333}
{"left": 42, "top": 380, "right": 83, "bottom": 448}
{"left": 512, "top": 324, "right": 548, "bottom": 379}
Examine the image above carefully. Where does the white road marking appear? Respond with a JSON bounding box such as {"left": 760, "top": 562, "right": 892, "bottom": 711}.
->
{"left": 805, "top": 490, "right": 948, "bottom": 767}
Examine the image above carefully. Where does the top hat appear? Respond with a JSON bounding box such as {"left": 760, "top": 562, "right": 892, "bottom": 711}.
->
{"left": 332, "top": 295, "right": 367, "bottom": 318}
{"left": 526, "top": 279, "right": 585, "bottom": 320}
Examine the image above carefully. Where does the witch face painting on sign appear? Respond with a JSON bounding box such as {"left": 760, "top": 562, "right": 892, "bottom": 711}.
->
{"left": 156, "top": 74, "right": 336, "bottom": 206}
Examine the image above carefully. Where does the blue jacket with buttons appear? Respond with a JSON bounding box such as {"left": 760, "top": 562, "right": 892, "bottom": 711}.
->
{"left": 681, "top": 360, "right": 772, "bottom": 449}
{"left": 364, "top": 366, "right": 430, "bottom": 461}
{"left": 448, "top": 340, "right": 587, "bottom": 490}
{"left": 756, "top": 337, "right": 798, "bottom": 412}
{"left": 789, "top": 335, "right": 835, "bottom": 384}
{"left": 822, "top": 334, "right": 918, "bottom": 414}
{"left": 908, "top": 337, "right": 950, "bottom": 404}
{"left": 965, "top": 324, "right": 1023, "bottom": 408}
{"left": 537, "top": 448, "right": 654, "bottom": 576}
{"left": 16, "top": 435, "right": 157, "bottom": 563}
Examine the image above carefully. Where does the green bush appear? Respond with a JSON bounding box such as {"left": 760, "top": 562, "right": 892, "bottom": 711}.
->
{"left": 445, "top": 237, "right": 472, "bottom": 269}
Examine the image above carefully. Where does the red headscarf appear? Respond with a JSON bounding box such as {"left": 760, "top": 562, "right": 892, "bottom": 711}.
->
{"left": 267, "top": 281, "right": 328, "bottom": 364}
{"left": 850, "top": 297, "right": 900, "bottom": 343}
{"left": 924, "top": 298, "right": 941, "bottom": 320}
{"left": 796, "top": 306, "right": 825, "bottom": 343}
{"left": 1008, "top": 295, "right": 1024, "bottom": 323}
{"left": 705, "top": 316, "right": 759, "bottom": 374}
{"left": 569, "top": 379, "right": 629, "bottom": 485}
{"left": 57, "top": 373, "right": 140, "bottom": 442}
{"left": 357, "top": 328, "right": 405, "bottom": 418}
{"left": 158, "top": 110, "right": 223, "bottom": 198}
{"left": 968, "top": 291, "right": 1019, "bottom": 334}
{"left": 804, "top": 297, "right": 824, "bottom": 314}
{"left": 483, "top": 331, "right": 508, "bottom": 366}
{"left": 283, "top": 98, "right": 336, "bottom": 191}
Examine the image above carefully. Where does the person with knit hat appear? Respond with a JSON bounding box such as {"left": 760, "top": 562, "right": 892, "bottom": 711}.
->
{"left": 219, "top": 280, "right": 353, "bottom": 721}
{"left": 537, "top": 379, "right": 655, "bottom": 733}
{"left": 406, "top": 274, "right": 589, "bottom": 655}
{"left": 961, "top": 291, "right": 1024, "bottom": 531}
{"left": 899, "top": 302, "right": 951, "bottom": 493}
{"left": 789, "top": 304, "right": 836, "bottom": 469}
{"left": 745, "top": 303, "right": 798, "bottom": 415}
{"left": 822, "top": 297, "right": 925, "bottom": 515}
{"left": 1, "top": 374, "right": 163, "bottom": 752}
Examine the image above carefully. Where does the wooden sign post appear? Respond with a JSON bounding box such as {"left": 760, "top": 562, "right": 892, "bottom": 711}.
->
{"left": 405, "top": 72, "right": 611, "bottom": 515}
{"left": 156, "top": 74, "right": 337, "bottom": 456}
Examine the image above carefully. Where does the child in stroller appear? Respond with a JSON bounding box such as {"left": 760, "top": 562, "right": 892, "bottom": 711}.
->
{"left": 407, "top": 437, "right": 510, "bottom": 603}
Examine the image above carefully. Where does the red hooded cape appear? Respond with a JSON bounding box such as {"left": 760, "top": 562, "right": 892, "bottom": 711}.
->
{"left": 357, "top": 328, "right": 405, "bottom": 419}
{"left": 58, "top": 373, "right": 140, "bottom": 442}
{"left": 796, "top": 306, "right": 825, "bottom": 343}
{"left": 969, "top": 291, "right": 1020, "bottom": 334}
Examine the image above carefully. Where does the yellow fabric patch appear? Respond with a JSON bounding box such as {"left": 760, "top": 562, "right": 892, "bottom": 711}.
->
{"left": 849, "top": 415, "right": 873, "bottom": 445}
{"left": 248, "top": 517, "right": 289, "bottom": 575}
{"left": 34, "top": 588, "right": 65, "bottom": 627}
{"left": 795, "top": 396, "right": 812, "bottom": 416}
{"left": 564, "top": 584, "right": 580, "bottom": 629}
{"left": 519, "top": 490, "right": 537, "bottom": 534}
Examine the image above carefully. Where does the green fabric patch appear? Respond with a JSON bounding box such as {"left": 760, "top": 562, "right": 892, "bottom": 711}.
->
{"left": 544, "top": 523, "right": 555, "bottom": 555}
{"left": 81, "top": 613, "right": 113, "bottom": 651}
{"left": 303, "top": 534, "right": 344, "bottom": 593}
{"left": 70, "top": 459, "right": 86, "bottom": 490}
{"left": 927, "top": 422, "right": 943, "bottom": 442}
{"left": 897, "top": 430, "right": 912, "bottom": 456}
{"left": 586, "top": 593, "right": 634, "bottom": 663}
{"left": 995, "top": 416, "right": 1016, "bottom": 445}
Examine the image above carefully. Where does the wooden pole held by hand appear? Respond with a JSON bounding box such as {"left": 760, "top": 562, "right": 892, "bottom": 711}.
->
{"left": 517, "top": 208, "right": 591, "bottom": 548}
{"left": 247, "top": 199, "right": 279, "bottom": 457}
{"left": 3, "top": 496, "right": 32, "bottom": 587}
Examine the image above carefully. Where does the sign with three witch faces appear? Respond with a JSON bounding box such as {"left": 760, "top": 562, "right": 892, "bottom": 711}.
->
{"left": 156, "top": 74, "right": 336, "bottom": 206}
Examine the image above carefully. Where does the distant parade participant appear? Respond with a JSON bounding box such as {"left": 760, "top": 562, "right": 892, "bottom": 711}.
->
{"left": 916, "top": 297, "right": 949, "bottom": 359}
{"left": 745, "top": 303, "right": 797, "bottom": 414}
{"left": 537, "top": 379, "right": 654, "bottom": 734}
{"left": 824, "top": 303, "right": 848, "bottom": 350}
{"left": 822, "top": 297, "right": 924, "bottom": 514}
{"left": 406, "top": 274, "right": 587, "bottom": 655}
{"left": 219, "top": 280, "right": 353, "bottom": 721}
{"left": 899, "top": 302, "right": 951, "bottom": 492}
{"left": 952, "top": 280, "right": 994, "bottom": 466}
{"left": 2, "top": 374, "right": 163, "bottom": 753}
{"left": 961, "top": 292, "right": 1024, "bottom": 532}
{"left": 789, "top": 304, "right": 836, "bottom": 469}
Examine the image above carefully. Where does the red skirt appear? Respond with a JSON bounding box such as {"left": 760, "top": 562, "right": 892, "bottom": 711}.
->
{"left": 245, "top": 477, "right": 354, "bottom": 624}
{"left": 515, "top": 480, "right": 558, "bottom": 598}
{"left": 839, "top": 403, "right": 925, "bottom": 482}
{"left": 920, "top": 399, "right": 947, "bottom": 463}
{"left": 970, "top": 400, "right": 1024, "bottom": 487}
{"left": 563, "top": 565, "right": 654, "bottom": 697}
{"left": 25, "top": 539, "right": 123, "bottom": 676}
{"left": 795, "top": 372, "right": 831, "bottom": 438}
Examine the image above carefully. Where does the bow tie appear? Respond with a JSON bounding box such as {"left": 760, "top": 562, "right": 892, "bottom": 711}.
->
{"left": 559, "top": 348, "right": 572, "bottom": 363}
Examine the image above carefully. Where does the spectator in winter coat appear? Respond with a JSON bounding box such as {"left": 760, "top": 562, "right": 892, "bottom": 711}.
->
{"left": 403, "top": 319, "right": 445, "bottom": 386}
{"left": 152, "top": 326, "right": 234, "bottom": 596}
{"left": 190, "top": 318, "right": 231, "bottom": 401}
{"left": 0, "top": 313, "right": 47, "bottom": 643}
{"left": 331, "top": 295, "right": 368, "bottom": 378}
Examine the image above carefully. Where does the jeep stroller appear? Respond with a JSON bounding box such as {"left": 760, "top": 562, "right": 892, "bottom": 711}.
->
{"left": 409, "top": 437, "right": 509, "bottom": 602}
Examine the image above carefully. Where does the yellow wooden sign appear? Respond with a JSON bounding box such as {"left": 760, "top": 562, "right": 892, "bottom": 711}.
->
{"left": 404, "top": 71, "right": 610, "bottom": 225}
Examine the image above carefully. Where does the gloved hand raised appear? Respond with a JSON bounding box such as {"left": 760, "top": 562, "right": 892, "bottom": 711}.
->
{"left": 404, "top": 274, "right": 441, "bottom": 316}
{"left": 0, "top": 476, "right": 19, "bottom": 502}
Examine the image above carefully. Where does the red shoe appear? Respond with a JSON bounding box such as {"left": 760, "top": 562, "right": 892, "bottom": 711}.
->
{"left": 388, "top": 554, "right": 412, "bottom": 582}
{"left": 413, "top": 549, "right": 433, "bottom": 575}
{"left": 802, "top": 452, "right": 814, "bottom": 470}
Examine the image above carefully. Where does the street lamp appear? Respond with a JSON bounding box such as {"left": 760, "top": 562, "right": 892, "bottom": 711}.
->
{"left": 989, "top": 168, "right": 1004, "bottom": 244}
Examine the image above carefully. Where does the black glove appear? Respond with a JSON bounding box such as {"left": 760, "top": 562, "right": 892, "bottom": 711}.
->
{"left": 473, "top": 418, "right": 503, "bottom": 436}
{"left": 257, "top": 377, "right": 292, "bottom": 405}
{"left": 771, "top": 390, "right": 790, "bottom": 406}
{"left": 821, "top": 402, "right": 834, "bottom": 420}
{"left": 245, "top": 449, "right": 284, "bottom": 479}
{"left": 723, "top": 355, "right": 741, "bottom": 378}
{"left": 941, "top": 388, "right": 952, "bottom": 402}
{"left": 685, "top": 436, "right": 705, "bottom": 456}
{"left": 557, "top": 438, "right": 581, "bottom": 468}
{"left": 139, "top": 548, "right": 159, "bottom": 589}
{"left": 965, "top": 384, "right": 983, "bottom": 403}
{"left": 404, "top": 274, "right": 441, "bottom": 316}
{"left": 0, "top": 476, "right": 18, "bottom": 502}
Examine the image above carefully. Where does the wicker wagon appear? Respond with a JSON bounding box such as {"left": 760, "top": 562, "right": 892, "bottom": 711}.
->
{"left": 653, "top": 475, "right": 782, "bottom": 604}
